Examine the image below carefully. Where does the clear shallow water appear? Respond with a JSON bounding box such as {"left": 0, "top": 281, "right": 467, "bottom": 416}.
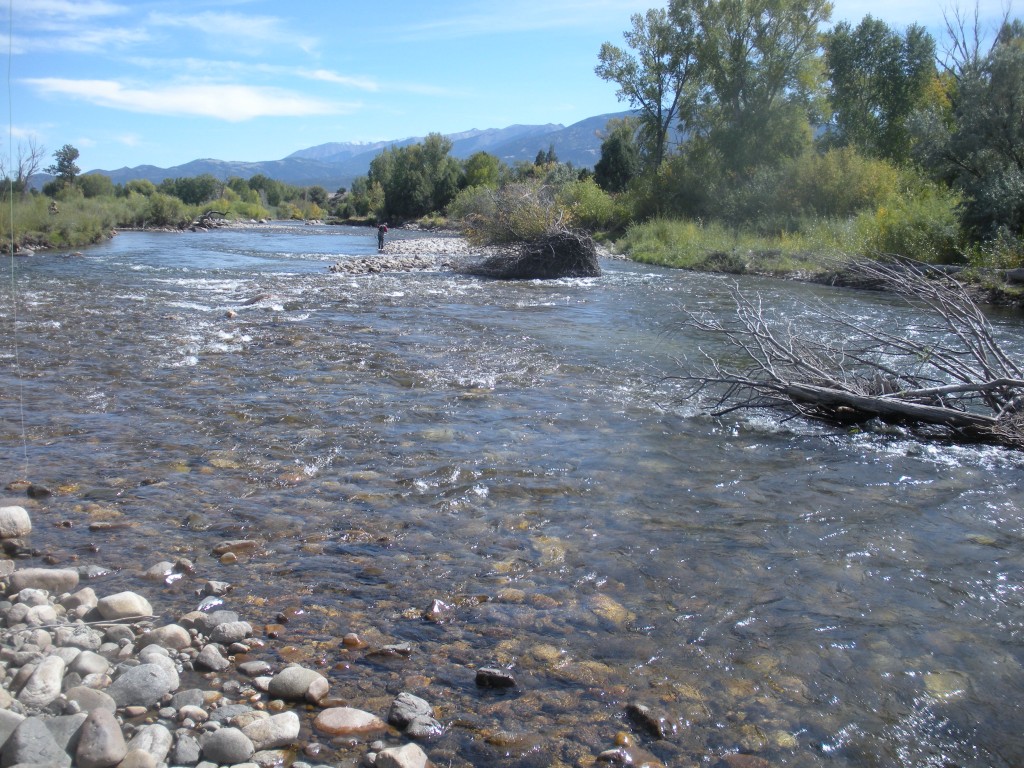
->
{"left": 3, "top": 223, "right": 1024, "bottom": 767}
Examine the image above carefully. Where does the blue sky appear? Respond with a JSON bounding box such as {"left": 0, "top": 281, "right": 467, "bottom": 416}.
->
{"left": 5, "top": 0, "right": 1015, "bottom": 174}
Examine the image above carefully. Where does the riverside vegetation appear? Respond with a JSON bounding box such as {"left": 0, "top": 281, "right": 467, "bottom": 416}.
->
{"left": 6, "top": 2, "right": 1023, "bottom": 294}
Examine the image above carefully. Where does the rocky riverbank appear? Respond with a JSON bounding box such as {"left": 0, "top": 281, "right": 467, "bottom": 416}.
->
{"left": 327, "top": 235, "right": 620, "bottom": 277}
{"left": 328, "top": 236, "right": 480, "bottom": 276}
{"left": 0, "top": 504, "right": 444, "bottom": 768}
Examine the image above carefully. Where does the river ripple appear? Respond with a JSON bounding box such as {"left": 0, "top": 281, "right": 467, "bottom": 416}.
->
{"left": 2, "top": 223, "right": 1023, "bottom": 767}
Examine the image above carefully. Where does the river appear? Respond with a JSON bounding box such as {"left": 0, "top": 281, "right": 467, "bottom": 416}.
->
{"left": 2, "top": 223, "right": 1023, "bottom": 767}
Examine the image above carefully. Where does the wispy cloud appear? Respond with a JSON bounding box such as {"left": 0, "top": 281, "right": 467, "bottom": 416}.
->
{"left": 24, "top": 78, "right": 350, "bottom": 121}
{"left": 14, "top": 0, "right": 145, "bottom": 53}
{"left": 147, "top": 10, "right": 318, "bottom": 52}
{"left": 36, "top": 27, "right": 151, "bottom": 53}
{"left": 301, "top": 69, "right": 380, "bottom": 92}
{"left": 396, "top": 0, "right": 652, "bottom": 39}
{"left": 16, "top": 0, "right": 126, "bottom": 22}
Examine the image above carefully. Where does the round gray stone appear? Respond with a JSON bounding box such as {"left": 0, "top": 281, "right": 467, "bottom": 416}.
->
{"left": 16, "top": 655, "right": 66, "bottom": 709}
{"left": 125, "top": 723, "right": 173, "bottom": 764}
{"left": 388, "top": 692, "right": 433, "bottom": 728}
{"left": 241, "top": 711, "right": 300, "bottom": 751}
{"left": 96, "top": 591, "right": 153, "bottom": 621}
{"left": 169, "top": 732, "right": 201, "bottom": 765}
{"left": 267, "top": 665, "right": 328, "bottom": 703}
{"left": 195, "top": 643, "right": 231, "bottom": 672}
{"left": 64, "top": 686, "right": 117, "bottom": 715}
{"left": 208, "top": 620, "right": 252, "bottom": 645}
{"left": 0, "top": 505, "right": 31, "bottom": 539}
{"left": 106, "top": 663, "right": 176, "bottom": 708}
{"left": 200, "top": 726, "right": 254, "bottom": 764}
{"left": 69, "top": 650, "right": 110, "bottom": 678}
{"left": 4, "top": 716, "right": 72, "bottom": 767}
{"left": 76, "top": 707, "right": 128, "bottom": 768}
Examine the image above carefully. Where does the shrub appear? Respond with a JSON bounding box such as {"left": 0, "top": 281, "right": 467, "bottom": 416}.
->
{"left": 964, "top": 227, "right": 1024, "bottom": 270}
{"left": 786, "top": 147, "right": 901, "bottom": 219}
{"left": 446, "top": 185, "right": 497, "bottom": 242}
{"left": 556, "top": 178, "right": 622, "bottom": 231}
{"left": 144, "top": 193, "right": 189, "bottom": 228}
{"left": 447, "top": 182, "right": 559, "bottom": 245}
{"left": 856, "top": 181, "right": 963, "bottom": 262}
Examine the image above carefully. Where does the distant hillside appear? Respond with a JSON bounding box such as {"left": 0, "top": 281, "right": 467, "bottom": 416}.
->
{"left": 88, "top": 112, "right": 632, "bottom": 191}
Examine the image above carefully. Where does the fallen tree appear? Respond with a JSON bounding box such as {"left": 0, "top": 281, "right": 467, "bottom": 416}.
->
{"left": 674, "top": 257, "right": 1024, "bottom": 448}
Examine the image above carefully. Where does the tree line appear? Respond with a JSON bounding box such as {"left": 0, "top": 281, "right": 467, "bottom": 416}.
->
{"left": 592, "top": 0, "right": 1023, "bottom": 270}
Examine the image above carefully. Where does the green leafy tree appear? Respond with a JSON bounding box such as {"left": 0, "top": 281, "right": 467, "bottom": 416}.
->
{"left": 596, "top": 5, "right": 702, "bottom": 168}
{"left": 420, "top": 133, "right": 462, "bottom": 211}
{"left": 462, "top": 151, "right": 502, "bottom": 188}
{"left": 694, "top": 0, "right": 833, "bottom": 171}
{"left": 160, "top": 174, "right": 221, "bottom": 205}
{"left": 306, "top": 185, "right": 330, "bottom": 207}
{"left": 914, "top": 20, "right": 1024, "bottom": 237}
{"left": 368, "top": 133, "right": 461, "bottom": 220}
{"left": 78, "top": 173, "right": 115, "bottom": 198}
{"left": 46, "top": 144, "right": 80, "bottom": 188}
{"left": 248, "top": 174, "right": 286, "bottom": 207}
{"left": 825, "top": 16, "right": 937, "bottom": 162}
{"left": 594, "top": 118, "right": 642, "bottom": 193}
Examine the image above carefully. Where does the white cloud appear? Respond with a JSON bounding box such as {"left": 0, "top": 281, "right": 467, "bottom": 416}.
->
{"left": 24, "top": 78, "right": 350, "bottom": 121}
{"left": 13, "top": 0, "right": 145, "bottom": 53}
{"left": 8, "top": 125, "right": 42, "bottom": 140}
{"left": 15, "top": 0, "right": 126, "bottom": 21}
{"left": 302, "top": 69, "right": 380, "bottom": 92}
{"left": 39, "top": 26, "right": 151, "bottom": 53}
{"left": 147, "top": 10, "right": 318, "bottom": 51}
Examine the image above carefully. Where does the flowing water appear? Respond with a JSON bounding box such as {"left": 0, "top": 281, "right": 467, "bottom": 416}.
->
{"left": 3, "top": 223, "right": 1023, "bottom": 767}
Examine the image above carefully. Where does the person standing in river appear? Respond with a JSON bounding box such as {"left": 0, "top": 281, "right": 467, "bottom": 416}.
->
{"left": 377, "top": 222, "right": 388, "bottom": 251}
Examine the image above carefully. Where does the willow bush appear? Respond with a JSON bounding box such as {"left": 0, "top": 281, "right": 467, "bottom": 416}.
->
{"left": 855, "top": 182, "right": 964, "bottom": 263}
{"left": 447, "top": 181, "right": 560, "bottom": 244}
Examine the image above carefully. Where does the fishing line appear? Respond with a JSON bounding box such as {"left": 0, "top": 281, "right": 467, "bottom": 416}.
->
{"left": 6, "top": 0, "right": 29, "bottom": 481}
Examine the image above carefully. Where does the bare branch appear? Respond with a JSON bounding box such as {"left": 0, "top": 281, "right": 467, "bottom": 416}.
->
{"left": 674, "top": 257, "right": 1024, "bottom": 448}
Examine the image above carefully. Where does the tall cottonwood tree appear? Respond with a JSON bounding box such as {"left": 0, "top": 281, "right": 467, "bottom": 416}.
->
{"left": 694, "top": 0, "right": 833, "bottom": 171}
{"left": 598, "top": 0, "right": 832, "bottom": 176}
{"left": 825, "top": 16, "right": 937, "bottom": 163}
{"left": 368, "top": 133, "right": 462, "bottom": 220}
{"left": 595, "top": 5, "right": 702, "bottom": 168}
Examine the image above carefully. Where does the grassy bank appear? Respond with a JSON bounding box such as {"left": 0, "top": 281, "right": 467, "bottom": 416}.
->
{"left": 616, "top": 216, "right": 1024, "bottom": 306}
{"left": 1, "top": 193, "right": 274, "bottom": 253}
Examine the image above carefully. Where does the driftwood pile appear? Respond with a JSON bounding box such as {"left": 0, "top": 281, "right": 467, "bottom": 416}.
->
{"left": 676, "top": 257, "right": 1024, "bottom": 448}
{"left": 460, "top": 229, "right": 601, "bottom": 280}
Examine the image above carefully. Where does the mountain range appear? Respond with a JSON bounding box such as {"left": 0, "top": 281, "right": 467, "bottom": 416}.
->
{"left": 89, "top": 111, "right": 632, "bottom": 192}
